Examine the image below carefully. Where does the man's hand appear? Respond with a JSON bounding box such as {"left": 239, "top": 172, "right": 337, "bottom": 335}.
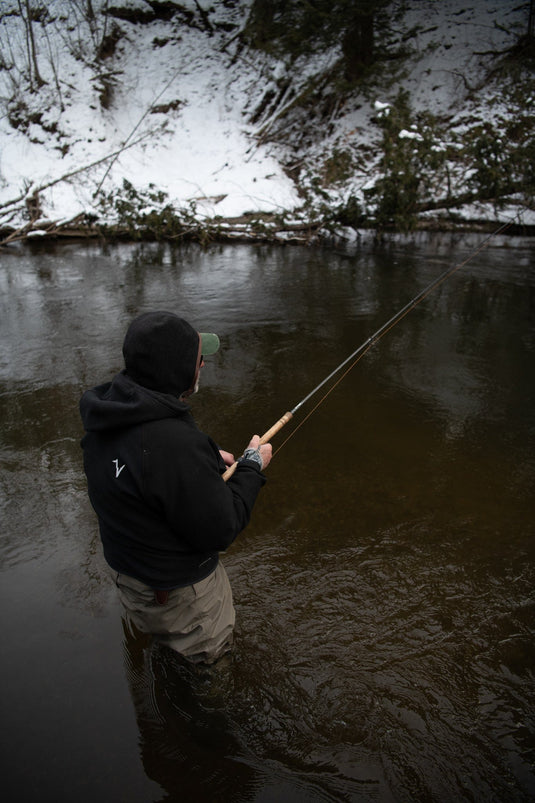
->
{"left": 246, "top": 434, "right": 272, "bottom": 471}
{"left": 219, "top": 449, "right": 235, "bottom": 467}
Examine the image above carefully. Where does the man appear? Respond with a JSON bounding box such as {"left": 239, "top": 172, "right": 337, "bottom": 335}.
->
{"left": 80, "top": 310, "right": 272, "bottom": 664}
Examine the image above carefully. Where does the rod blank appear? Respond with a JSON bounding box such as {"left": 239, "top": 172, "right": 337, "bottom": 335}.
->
{"left": 222, "top": 215, "right": 517, "bottom": 483}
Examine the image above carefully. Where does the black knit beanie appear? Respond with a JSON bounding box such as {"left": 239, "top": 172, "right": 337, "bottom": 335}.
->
{"left": 122, "top": 311, "right": 200, "bottom": 396}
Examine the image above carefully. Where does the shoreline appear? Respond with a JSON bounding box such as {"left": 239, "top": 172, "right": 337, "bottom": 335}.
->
{"left": 2, "top": 214, "right": 534, "bottom": 250}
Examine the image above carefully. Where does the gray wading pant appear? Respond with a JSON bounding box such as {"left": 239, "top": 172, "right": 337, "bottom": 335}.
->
{"left": 114, "top": 563, "right": 235, "bottom": 664}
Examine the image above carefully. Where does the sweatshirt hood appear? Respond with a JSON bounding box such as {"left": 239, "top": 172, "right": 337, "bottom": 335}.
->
{"left": 122, "top": 311, "right": 200, "bottom": 397}
{"left": 80, "top": 371, "right": 189, "bottom": 432}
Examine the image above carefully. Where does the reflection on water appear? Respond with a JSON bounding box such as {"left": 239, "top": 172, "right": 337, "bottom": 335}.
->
{"left": 1, "top": 234, "right": 534, "bottom": 801}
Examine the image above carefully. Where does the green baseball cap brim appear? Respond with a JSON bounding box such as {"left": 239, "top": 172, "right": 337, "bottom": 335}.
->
{"left": 200, "top": 332, "right": 220, "bottom": 355}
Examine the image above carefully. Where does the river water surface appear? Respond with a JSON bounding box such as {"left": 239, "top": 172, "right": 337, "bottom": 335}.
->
{"left": 1, "top": 234, "right": 534, "bottom": 802}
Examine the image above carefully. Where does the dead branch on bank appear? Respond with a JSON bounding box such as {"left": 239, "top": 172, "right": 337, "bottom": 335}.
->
{"left": 0, "top": 214, "right": 97, "bottom": 247}
{"left": 415, "top": 185, "right": 535, "bottom": 214}
{"left": 0, "top": 211, "right": 324, "bottom": 248}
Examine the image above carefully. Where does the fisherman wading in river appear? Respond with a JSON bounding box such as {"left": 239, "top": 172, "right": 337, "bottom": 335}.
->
{"left": 79, "top": 310, "right": 272, "bottom": 665}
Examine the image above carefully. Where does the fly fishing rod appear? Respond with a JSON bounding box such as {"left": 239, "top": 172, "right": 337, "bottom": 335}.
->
{"left": 223, "top": 217, "right": 518, "bottom": 481}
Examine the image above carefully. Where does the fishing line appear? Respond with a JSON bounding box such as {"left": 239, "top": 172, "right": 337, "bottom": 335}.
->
{"left": 274, "top": 214, "right": 519, "bottom": 455}
{"left": 273, "top": 340, "right": 375, "bottom": 458}
{"left": 223, "top": 213, "right": 521, "bottom": 480}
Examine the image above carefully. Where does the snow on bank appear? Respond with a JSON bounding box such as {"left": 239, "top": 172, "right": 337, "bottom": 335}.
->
{"left": 0, "top": 0, "right": 533, "bottom": 235}
{"left": 0, "top": 0, "right": 300, "bottom": 226}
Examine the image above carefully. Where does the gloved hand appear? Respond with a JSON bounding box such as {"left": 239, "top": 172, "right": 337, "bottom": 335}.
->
{"left": 241, "top": 434, "right": 272, "bottom": 471}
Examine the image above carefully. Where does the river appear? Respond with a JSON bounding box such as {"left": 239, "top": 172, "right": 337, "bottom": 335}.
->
{"left": 1, "top": 233, "right": 534, "bottom": 802}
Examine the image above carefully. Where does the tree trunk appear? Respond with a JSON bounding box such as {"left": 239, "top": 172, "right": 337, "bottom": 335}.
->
{"left": 342, "top": 4, "right": 375, "bottom": 82}
{"left": 246, "top": 0, "right": 281, "bottom": 48}
{"left": 19, "top": 0, "right": 45, "bottom": 89}
{"left": 529, "top": 0, "right": 535, "bottom": 55}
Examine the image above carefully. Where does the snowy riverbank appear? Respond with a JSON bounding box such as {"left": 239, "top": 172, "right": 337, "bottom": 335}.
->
{"left": 0, "top": 0, "right": 533, "bottom": 245}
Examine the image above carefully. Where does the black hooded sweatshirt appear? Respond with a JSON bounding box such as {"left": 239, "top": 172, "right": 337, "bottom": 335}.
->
{"left": 80, "top": 370, "right": 266, "bottom": 589}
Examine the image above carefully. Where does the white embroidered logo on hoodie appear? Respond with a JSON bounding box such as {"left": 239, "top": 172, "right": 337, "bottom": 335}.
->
{"left": 113, "top": 459, "right": 126, "bottom": 478}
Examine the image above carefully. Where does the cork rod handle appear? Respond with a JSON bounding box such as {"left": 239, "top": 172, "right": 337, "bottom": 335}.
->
{"left": 222, "top": 411, "right": 293, "bottom": 482}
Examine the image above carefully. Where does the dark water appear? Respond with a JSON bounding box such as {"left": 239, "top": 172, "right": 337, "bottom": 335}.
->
{"left": 1, "top": 234, "right": 534, "bottom": 802}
